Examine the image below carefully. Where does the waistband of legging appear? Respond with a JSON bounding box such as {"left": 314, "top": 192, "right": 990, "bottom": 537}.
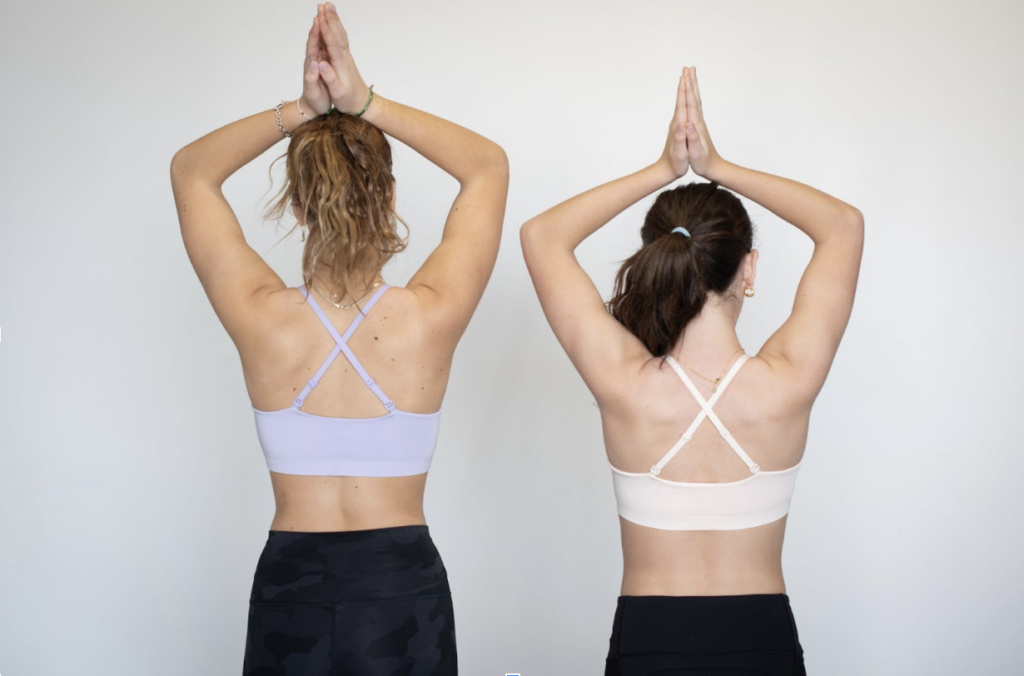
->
{"left": 266, "top": 524, "right": 430, "bottom": 540}
{"left": 616, "top": 592, "right": 791, "bottom": 605}
{"left": 610, "top": 593, "right": 800, "bottom": 656}
{"left": 250, "top": 524, "right": 448, "bottom": 604}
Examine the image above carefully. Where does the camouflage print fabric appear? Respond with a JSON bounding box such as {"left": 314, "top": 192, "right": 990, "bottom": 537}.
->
{"left": 242, "top": 525, "right": 457, "bottom": 675}
{"left": 604, "top": 594, "right": 806, "bottom": 676}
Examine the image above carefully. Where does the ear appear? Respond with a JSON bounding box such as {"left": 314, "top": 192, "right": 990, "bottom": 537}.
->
{"left": 291, "top": 202, "right": 303, "bottom": 224}
{"left": 745, "top": 249, "right": 759, "bottom": 288}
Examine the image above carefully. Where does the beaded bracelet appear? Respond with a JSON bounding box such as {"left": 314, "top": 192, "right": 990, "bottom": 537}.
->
{"left": 355, "top": 85, "right": 374, "bottom": 117}
{"left": 296, "top": 98, "right": 337, "bottom": 120}
{"left": 276, "top": 85, "right": 370, "bottom": 137}
{"left": 295, "top": 97, "right": 314, "bottom": 121}
{"left": 276, "top": 99, "right": 336, "bottom": 137}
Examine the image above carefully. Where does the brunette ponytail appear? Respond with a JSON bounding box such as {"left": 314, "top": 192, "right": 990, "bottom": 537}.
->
{"left": 607, "top": 181, "right": 753, "bottom": 356}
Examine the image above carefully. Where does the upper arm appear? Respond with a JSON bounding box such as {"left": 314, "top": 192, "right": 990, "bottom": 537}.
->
{"left": 170, "top": 157, "right": 283, "bottom": 347}
{"left": 405, "top": 148, "right": 509, "bottom": 341}
{"left": 520, "top": 220, "right": 648, "bottom": 395}
{"left": 759, "top": 209, "right": 864, "bottom": 398}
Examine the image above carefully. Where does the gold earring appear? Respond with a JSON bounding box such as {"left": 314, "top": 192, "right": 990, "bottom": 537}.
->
{"left": 300, "top": 225, "right": 306, "bottom": 242}
{"left": 744, "top": 287, "right": 755, "bottom": 298}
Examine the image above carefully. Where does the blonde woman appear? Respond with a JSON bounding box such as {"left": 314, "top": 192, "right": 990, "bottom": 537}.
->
{"left": 521, "top": 66, "right": 863, "bottom": 674}
{"left": 170, "top": 3, "right": 508, "bottom": 673}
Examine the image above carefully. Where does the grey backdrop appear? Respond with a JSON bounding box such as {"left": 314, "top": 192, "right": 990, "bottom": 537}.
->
{"left": 2, "top": 0, "right": 1022, "bottom": 674}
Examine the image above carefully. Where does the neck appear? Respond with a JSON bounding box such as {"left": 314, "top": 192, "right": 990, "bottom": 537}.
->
{"left": 310, "top": 270, "right": 385, "bottom": 304}
{"left": 669, "top": 300, "right": 744, "bottom": 366}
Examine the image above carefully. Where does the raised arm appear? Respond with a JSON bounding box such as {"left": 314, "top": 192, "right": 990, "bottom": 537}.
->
{"left": 520, "top": 71, "right": 694, "bottom": 393}
{"left": 169, "top": 13, "right": 336, "bottom": 347}
{"left": 315, "top": 3, "right": 508, "bottom": 344}
{"left": 684, "top": 67, "right": 864, "bottom": 399}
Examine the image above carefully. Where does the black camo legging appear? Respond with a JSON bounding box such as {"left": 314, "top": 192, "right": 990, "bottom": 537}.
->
{"left": 242, "top": 525, "right": 457, "bottom": 675}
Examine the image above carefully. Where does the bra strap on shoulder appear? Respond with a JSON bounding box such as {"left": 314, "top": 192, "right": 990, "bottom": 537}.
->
{"left": 340, "top": 284, "right": 390, "bottom": 342}
{"left": 303, "top": 285, "right": 346, "bottom": 345}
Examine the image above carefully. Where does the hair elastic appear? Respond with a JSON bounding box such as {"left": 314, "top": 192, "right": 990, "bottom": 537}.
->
{"left": 672, "top": 226, "right": 691, "bottom": 238}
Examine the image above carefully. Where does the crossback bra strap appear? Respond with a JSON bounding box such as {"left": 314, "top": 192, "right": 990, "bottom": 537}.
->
{"left": 293, "top": 343, "right": 343, "bottom": 408}
{"left": 651, "top": 354, "right": 760, "bottom": 475}
{"left": 338, "top": 284, "right": 394, "bottom": 410}
{"left": 292, "top": 283, "right": 395, "bottom": 411}
{"left": 301, "top": 284, "right": 346, "bottom": 345}
{"left": 293, "top": 285, "right": 343, "bottom": 407}
{"left": 340, "top": 283, "right": 389, "bottom": 341}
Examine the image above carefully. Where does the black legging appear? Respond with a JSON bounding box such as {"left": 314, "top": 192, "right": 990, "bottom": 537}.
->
{"left": 605, "top": 594, "right": 806, "bottom": 676}
{"left": 242, "top": 525, "right": 457, "bottom": 675}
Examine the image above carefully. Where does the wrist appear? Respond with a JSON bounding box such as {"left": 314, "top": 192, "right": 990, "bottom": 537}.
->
{"left": 702, "top": 156, "right": 731, "bottom": 183}
{"left": 357, "top": 91, "right": 385, "bottom": 125}
{"left": 295, "top": 96, "right": 321, "bottom": 121}
{"left": 336, "top": 85, "right": 375, "bottom": 117}
{"left": 650, "top": 157, "right": 681, "bottom": 186}
{"left": 277, "top": 98, "right": 312, "bottom": 135}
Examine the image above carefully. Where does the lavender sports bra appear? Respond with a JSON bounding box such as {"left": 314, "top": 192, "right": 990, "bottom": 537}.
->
{"left": 252, "top": 284, "right": 441, "bottom": 477}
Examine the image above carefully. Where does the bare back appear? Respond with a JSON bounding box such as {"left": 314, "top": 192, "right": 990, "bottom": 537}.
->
{"left": 601, "top": 352, "right": 811, "bottom": 595}
{"left": 171, "top": 4, "right": 508, "bottom": 534}
{"left": 521, "top": 66, "right": 862, "bottom": 603}
{"left": 242, "top": 285, "right": 456, "bottom": 532}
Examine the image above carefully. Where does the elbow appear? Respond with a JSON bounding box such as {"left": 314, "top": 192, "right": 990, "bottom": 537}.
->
{"left": 822, "top": 207, "right": 864, "bottom": 253}
{"left": 457, "top": 142, "right": 507, "bottom": 188}
{"left": 170, "top": 148, "right": 194, "bottom": 181}
{"left": 845, "top": 206, "right": 865, "bottom": 229}
{"left": 170, "top": 148, "right": 220, "bottom": 188}
{"left": 845, "top": 207, "right": 865, "bottom": 246}
{"left": 484, "top": 143, "right": 509, "bottom": 181}
{"left": 520, "top": 218, "right": 546, "bottom": 260}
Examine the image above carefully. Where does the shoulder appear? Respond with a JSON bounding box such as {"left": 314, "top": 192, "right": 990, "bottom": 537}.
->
{"left": 241, "top": 285, "right": 315, "bottom": 353}
{"left": 592, "top": 351, "right": 675, "bottom": 415}
{"left": 385, "top": 283, "right": 475, "bottom": 346}
{"left": 735, "top": 353, "right": 818, "bottom": 420}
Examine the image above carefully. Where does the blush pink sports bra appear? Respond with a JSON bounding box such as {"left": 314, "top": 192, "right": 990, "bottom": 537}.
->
{"left": 252, "top": 284, "right": 441, "bottom": 477}
{"left": 609, "top": 353, "right": 802, "bottom": 530}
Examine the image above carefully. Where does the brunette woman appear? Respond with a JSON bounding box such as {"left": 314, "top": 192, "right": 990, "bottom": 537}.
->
{"left": 521, "top": 66, "right": 862, "bottom": 675}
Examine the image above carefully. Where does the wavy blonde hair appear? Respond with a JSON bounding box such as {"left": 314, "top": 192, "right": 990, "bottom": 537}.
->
{"left": 263, "top": 109, "right": 407, "bottom": 299}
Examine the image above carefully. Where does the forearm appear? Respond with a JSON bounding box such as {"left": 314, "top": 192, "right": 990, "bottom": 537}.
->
{"left": 170, "top": 99, "right": 311, "bottom": 186}
{"left": 705, "top": 159, "right": 862, "bottom": 244}
{"left": 523, "top": 159, "right": 677, "bottom": 252}
{"left": 359, "top": 94, "right": 506, "bottom": 185}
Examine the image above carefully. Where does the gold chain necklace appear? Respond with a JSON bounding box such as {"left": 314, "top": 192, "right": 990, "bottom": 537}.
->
{"left": 677, "top": 346, "right": 744, "bottom": 393}
{"left": 311, "top": 280, "right": 383, "bottom": 310}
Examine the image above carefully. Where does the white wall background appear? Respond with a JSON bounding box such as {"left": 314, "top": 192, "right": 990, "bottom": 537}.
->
{"left": 2, "top": 0, "right": 1021, "bottom": 674}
